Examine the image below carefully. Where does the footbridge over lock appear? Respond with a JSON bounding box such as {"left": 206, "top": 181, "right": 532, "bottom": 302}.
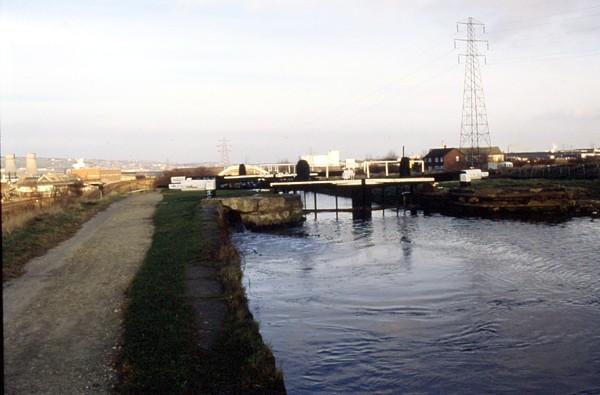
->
{"left": 270, "top": 177, "right": 435, "bottom": 220}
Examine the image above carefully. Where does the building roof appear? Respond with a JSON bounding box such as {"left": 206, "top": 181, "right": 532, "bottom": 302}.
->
{"left": 423, "top": 148, "right": 460, "bottom": 159}
{"left": 37, "top": 173, "right": 79, "bottom": 185}
{"left": 16, "top": 177, "right": 39, "bottom": 187}
{"left": 460, "top": 146, "right": 503, "bottom": 155}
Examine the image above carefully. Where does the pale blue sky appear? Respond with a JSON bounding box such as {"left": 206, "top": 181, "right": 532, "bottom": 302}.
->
{"left": 1, "top": 0, "right": 599, "bottom": 163}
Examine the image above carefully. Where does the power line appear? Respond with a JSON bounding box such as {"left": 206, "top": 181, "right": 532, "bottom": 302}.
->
{"left": 487, "top": 49, "right": 600, "bottom": 65}
{"left": 493, "top": 30, "right": 599, "bottom": 51}
{"left": 308, "top": 62, "right": 458, "bottom": 133}
{"left": 490, "top": 11, "right": 600, "bottom": 34}
{"left": 299, "top": 48, "right": 456, "bottom": 132}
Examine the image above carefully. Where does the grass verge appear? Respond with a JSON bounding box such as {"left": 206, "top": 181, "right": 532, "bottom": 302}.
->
{"left": 118, "top": 190, "right": 285, "bottom": 394}
{"left": 118, "top": 191, "right": 203, "bottom": 394}
{"left": 2, "top": 194, "right": 124, "bottom": 281}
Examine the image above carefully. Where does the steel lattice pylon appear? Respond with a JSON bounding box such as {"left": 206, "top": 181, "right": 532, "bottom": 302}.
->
{"left": 456, "top": 17, "right": 491, "bottom": 167}
{"left": 217, "top": 137, "right": 231, "bottom": 166}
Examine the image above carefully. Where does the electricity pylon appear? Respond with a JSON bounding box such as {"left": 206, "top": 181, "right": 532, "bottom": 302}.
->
{"left": 217, "top": 138, "right": 231, "bottom": 166}
{"left": 455, "top": 17, "right": 492, "bottom": 167}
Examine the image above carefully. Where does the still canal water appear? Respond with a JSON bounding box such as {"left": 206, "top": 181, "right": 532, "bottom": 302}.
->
{"left": 232, "top": 193, "right": 600, "bottom": 394}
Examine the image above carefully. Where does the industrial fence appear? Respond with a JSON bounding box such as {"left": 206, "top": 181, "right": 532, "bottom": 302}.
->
{"left": 496, "top": 162, "right": 600, "bottom": 180}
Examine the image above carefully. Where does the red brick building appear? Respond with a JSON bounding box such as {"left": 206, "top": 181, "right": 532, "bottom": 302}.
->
{"left": 423, "top": 148, "right": 466, "bottom": 172}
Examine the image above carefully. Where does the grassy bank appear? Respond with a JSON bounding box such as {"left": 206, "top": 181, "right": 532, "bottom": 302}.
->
{"left": 437, "top": 178, "right": 600, "bottom": 197}
{"left": 119, "top": 190, "right": 285, "bottom": 394}
{"left": 2, "top": 194, "right": 124, "bottom": 281}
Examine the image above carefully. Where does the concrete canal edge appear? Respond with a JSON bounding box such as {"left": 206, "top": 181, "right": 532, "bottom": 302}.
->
{"left": 117, "top": 191, "right": 286, "bottom": 394}
{"left": 193, "top": 200, "right": 287, "bottom": 393}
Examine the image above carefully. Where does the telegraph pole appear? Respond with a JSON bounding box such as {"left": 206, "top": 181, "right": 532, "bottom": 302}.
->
{"left": 217, "top": 138, "right": 231, "bottom": 166}
{"left": 455, "top": 17, "right": 492, "bottom": 167}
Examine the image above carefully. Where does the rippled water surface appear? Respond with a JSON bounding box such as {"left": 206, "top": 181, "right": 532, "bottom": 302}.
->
{"left": 233, "top": 193, "right": 600, "bottom": 394}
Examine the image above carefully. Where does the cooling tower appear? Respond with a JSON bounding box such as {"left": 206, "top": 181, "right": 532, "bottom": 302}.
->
{"left": 4, "top": 153, "right": 17, "bottom": 179}
{"left": 25, "top": 153, "right": 38, "bottom": 177}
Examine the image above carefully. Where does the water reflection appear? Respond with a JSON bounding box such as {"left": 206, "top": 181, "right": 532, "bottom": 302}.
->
{"left": 351, "top": 219, "right": 373, "bottom": 243}
{"left": 397, "top": 216, "right": 414, "bottom": 261}
{"left": 234, "top": 197, "right": 600, "bottom": 394}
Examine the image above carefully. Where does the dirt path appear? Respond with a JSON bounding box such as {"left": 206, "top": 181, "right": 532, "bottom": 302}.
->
{"left": 3, "top": 191, "right": 162, "bottom": 394}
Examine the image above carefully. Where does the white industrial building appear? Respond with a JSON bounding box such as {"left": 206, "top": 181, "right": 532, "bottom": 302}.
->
{"left": 300, "top": 150, "right": 341, "bottom": 168}
{"left": 169, "top": 176, "right": 216, "bottom": 191}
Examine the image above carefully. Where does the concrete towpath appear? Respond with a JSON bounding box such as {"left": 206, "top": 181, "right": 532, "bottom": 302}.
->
{"left": 3, "top": 191, "right": 162, "bottom": 394}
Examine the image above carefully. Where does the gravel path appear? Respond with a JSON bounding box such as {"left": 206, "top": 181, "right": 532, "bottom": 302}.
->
{"left": 3, "top": 192, "right": 162, "bottom": 394}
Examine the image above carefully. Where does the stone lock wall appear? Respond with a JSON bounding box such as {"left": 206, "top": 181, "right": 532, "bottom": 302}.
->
{"left": 205, "top": 194, "right": 304, "bottom": 228}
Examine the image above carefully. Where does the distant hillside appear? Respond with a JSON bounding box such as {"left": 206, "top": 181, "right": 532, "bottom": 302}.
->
{"left": 1, "top": 156, "right": 204, "bottom": 172}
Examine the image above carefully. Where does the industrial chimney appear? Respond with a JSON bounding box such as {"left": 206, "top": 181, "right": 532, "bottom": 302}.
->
{"left": 4, "top": 153, "right": 17, "bottom": 180}
{"left": 25, "top": 153, "right": 38, "bottom": 178}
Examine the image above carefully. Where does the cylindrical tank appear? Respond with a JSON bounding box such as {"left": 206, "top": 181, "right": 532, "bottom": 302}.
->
{"left": 25, "top": 153, "right": 38, "bottom": 178}
{"left": 4, "top": 153, "right": 17, "bottom": 179}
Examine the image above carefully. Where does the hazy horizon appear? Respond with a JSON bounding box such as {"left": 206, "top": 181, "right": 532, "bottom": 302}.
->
{"left": 1, "top": 0, "right": 599, "bottom": 163}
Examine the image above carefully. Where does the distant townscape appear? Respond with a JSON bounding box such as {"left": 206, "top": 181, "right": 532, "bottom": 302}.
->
{"left": 0, "top": 154, "right": 201, "bottom": 201}
{"left": 1, "top": 145, "right": 599, "bottom": 202}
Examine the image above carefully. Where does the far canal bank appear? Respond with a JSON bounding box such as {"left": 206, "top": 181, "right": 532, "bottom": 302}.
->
{"left": 418, "top": 178, "right": 600, "bottom": 219}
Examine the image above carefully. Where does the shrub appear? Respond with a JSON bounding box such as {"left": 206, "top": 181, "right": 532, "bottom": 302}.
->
{"left": 400, "top": 157, "right": 411, "bottom": 176}
{"left": 295, "top": 160, "right": 310, "bottom": 181}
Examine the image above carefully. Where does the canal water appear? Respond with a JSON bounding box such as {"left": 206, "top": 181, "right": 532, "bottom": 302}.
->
{"left": 232, "top": 193, "right": 600, "bottom": 394}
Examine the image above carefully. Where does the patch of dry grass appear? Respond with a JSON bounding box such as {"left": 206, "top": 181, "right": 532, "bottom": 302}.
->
{"left": 2, "top": 195, "right": 124, "bottom": 281}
